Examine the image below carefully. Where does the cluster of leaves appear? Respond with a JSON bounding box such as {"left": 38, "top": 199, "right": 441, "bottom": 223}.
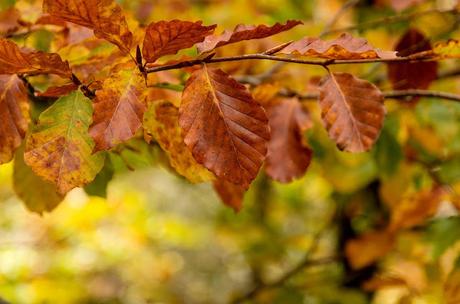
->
{"left": 0, "top": 0, "right": 459, "bottom": 215}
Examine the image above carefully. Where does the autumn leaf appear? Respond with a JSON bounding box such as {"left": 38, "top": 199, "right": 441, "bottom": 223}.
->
{"left": 431, "top": 39, "right": 460, "bottom": 58}
{"left": 89, "top": 65, "right": 147, "bottom": 151}
{"left": 36, "top": 83, "right": 79, "bottom": 98}
{"left": 0, "top": 75, "right": 30, "bottom": 164}
{"left": 279, "top": 33, "right": 397, "bottom": 59}
{"left": 213, "top": 179, "right": 246, "bottom": 212}
{"left": 43, "top": 0, "right": 133, "bottom": 54}
{"left": 197, "top": 20, "right": 302, "bottom": 53}
{"left": 180, "top": 65, "right": 270, "bottom": 187}
{"left": 318, "top": 72, "right": 385, "bottom": 153}
{"left": 25, "top": 91, "right": 104, "bottom": 194}
{"left": 389, "top": 186, "right": 446, "bottom": 231}
{"left": 345, "top": 229, "right": 395, "bottom": 269}
{"left": 0, "top": 7, "right": 22, "bottom": 37}
{"left": 143, "top": 100, "right": 215, "bottom": 183}
{"left": 264, "top": 98, "right": 313, "bottom": 183}
{"left": 142, "top": 20, "right": 216, "bottom": 63}
{"left": 13, "top": 146, "right": 64, "bottom": 214}
{"left": 0, "top": 39, "right": 72, "bottom": 78}
{"left": 388, "top": 29, "right": 438, "bottom": 92}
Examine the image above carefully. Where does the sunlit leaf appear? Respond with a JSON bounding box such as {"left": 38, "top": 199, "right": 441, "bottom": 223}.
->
{"left": 25, "top": 91, "right": 104, "bottom": 194}
{"left": 180, "top": 65, "right": 269, "bottom": 187}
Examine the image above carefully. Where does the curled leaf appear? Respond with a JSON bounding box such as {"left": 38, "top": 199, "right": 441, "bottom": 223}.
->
{"left": 0, "top": 75, "right": 30, "bottom": 164}
{"left": 143, "top": 100, "right": 214, "bottom": 183}
{"left": 0, "top": 39, "right": 72, "bottom": 78}
{"left": 180, "top": 65, "right": 270, "bottom": 187}
{"left": 319, "top": 72, "right": 385, "bottom": 152}
{"left": 142, "top": 20, "right": 216, "bottom": 63}
{"left": 25, "top": 91, "right": 104, "bottom": 194}
{"left": 265, "top": 98, "right": 313, "bottom": 183}
{"left": 90, "top": 65, "right": 147, "bottom": 151}
{"left": 279, "top": 33, "right": 396, "bottom": 59}
{"left": 197, "top": 20, "right": 302, "bottom": 53}
{"left": 43, "top": 0, "right": 133, "bottom": 53}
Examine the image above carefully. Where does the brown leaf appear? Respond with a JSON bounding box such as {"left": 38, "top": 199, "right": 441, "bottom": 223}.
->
{"left": 213, "top": 179, "right": 246, "bottom": 212}
{"left": 0, "top": 39, "right": 72, "bottom": 78}
{"left": 180, "top": 65, "right": 270, "bottom": 187}
{"left": 142, "top": 20, "right": 216, "bottom": 63}
{"left": 36, "top": 83, "right": 79, "bottom": 98}
{"left": 279, "top": 33, "right": 397, "bottom": 59}
{"left": 389, "top": 186, "right": 445, "bottom": 231}
{"left": 265, "top": 98, "right": 313, "bottom": 183}
{"left": 90, "top": 65, "right": 147, "bottom": 151}
{"left": 318, "top": 72, "right": 385, "bottom": 153}
{"left": 0, "top": 8, "right": 22, "bottom": 37}
{"left": 388, "top": 29, "right": 438, "bottom": 93}
{"left": 345, "top": 229, "right": 395, "bottom": 269}
{"left": 0, "top": 75, "right": 30, "bottom": 164}
{"left": 43, "top": 0, "right": 133, "bottom": 54}
{"left": 197, "top": 20, "right": 302, "bottom": 53}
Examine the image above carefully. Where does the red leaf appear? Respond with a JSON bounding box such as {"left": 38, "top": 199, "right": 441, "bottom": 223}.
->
{"left": 265, "top": 98, "right": 313, "bottom": 183}
{"left": 142, "top": 20, "right": 216, "bottom": 63}
{"left": 180, "top": 66, "right": 270, "bottom": 187}
{"left": 213, "top": 179, "right": 246, "bottom": 212}
{"left": 197, "top": 20, "right": 302, "bottom": 53}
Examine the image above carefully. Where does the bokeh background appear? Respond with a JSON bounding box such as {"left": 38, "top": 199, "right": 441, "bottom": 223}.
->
{"left": 1, "top": 0, "right": 460, "bottom": 303}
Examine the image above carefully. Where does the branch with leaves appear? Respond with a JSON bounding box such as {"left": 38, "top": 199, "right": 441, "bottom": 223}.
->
{"left": 0, "top": 0, "right": 460, "bottom": 214}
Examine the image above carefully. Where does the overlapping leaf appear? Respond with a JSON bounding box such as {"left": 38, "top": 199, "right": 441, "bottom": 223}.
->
{"left": 213, "top": 179, "right": 246, "bottom": 212}
{"left": 142, "top": 20, "right": 216, "bottom": 63}
{"left": 0, "top": 75, "right": 30, "bottom": 164}
{"left": 36, "top": 83, "right": 79, "bottom": 98}
{"left": 318, "top": 72, "right": 385, "bottom": 152}
{"left": 25, "top": 91, "right": 104, "bottom": 194}
{"left": 180, "top": 65, "right": 270, "bottom": 187}
{"left": 90, "top": 65, "right": 147, "bottom": 151}
{"left": 0, "top": 39, "right": 72, "bottom": 78}
{"left": 388, "top": 29, "right": 438, "bottom": 92}
{"left": 197, "top": 20, "right": 302, "bottom": 53}
{"left": 43, "top": 0, "right": 133, "bottom": 54}
{"left": 143, "top": 100, "right": 214, "bottom": 183}
{"left": 279, "top": 33, "right": 397, "bottom": 59}
{"left": 13, "top": 146, "right": 64, "bottom": 214}
{"left": 264, "top": 98, "right": 313, "bottom": 183}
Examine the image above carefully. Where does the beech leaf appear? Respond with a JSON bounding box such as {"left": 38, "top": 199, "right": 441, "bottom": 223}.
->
{"left": 36, "top": 83, "right": 79, "bottom": 98}
{"left": 213, "top": 179, "right": 246, "bottom": 212}
{"left": 197, "top": 20, "right": 302, "bottom": 53}
{"left": 279, "top": 33, "right": 397, "bottom": 59}
{"left": 265, "top": 98, "right": 313, "bottom": 183}
{"left": 143, "top": 100, "right": 215, "bottom": 183}
{"left": 25, "top": 91, "right": 104, "bottom": 194}
{"left": 89, "top": 65, "right": 147, "bottom": 151}
{"left": 318, "top": 72, "right": 385, "bottom": 153}
{"left": 0, "top": 8, "right": 21, "bottom": 37}
{"left": 143, "top": 20, "right": 216, "bottom": 63}
{"left": 0, "top": 39, "right": 72, "bottom": 78}
{"left": 0, "top": 75, "right": 30, "bottom": 164}
{"left": 43, "top": 0, "right": 133, "bottom": 54}
{"left": 180, "top": 65, "right": 270, "bottom": 187}
{"left": 13, "top": 146, "right": 64, "bottom": 214}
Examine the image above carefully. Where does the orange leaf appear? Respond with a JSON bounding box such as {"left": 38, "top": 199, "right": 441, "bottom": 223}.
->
{"left": 0, "top": 75, "right": 30, "bottom": 164}
{"left": 0, "top": 39, "right": 72, "bottom": 78}
{"left": 180, "top": 65, "right": 270, "bottom": 187}
{"left": 197, "top": 20, "right": 302, "bottom": 53}
{"left": 345, "top": 229, "right": 395, "bottom": 269}
{"left": 90, "top": 64, "right": 147, "bottom": 151}
{"left": 142, "top": 20, "right": 216, "bottom": 63}
{"left": 265, "top": 98, "right": 312, "bottom": 183}
{"left": 388, "top": 29, "right": 438, "bottom": 94}
{"left": 279, "top": 33, "right": 397, "bottom": 59}
{"left": 36, "top": 83, "right": 79, "bottom": 98}
{"left": 0, "top": 8, "right": 22, "bottom": 37}
{"left": 213, "top": 179, "right": 246, "bottom": 212}
{"left": 318, "top": 72, "right": 385, "bottom": 152}
{"left": 43, "top": 0, "right": 133, "bottom": 54}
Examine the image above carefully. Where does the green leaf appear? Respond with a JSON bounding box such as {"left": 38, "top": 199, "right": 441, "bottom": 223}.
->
{"left": 13, "top": 146, "right": 64, "bottom": 214}
{"left": 24, "top": 91, "right": 104, "bottom": 194}
{"left": 426, "top": 217, "right": 460, "bottom": 259}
